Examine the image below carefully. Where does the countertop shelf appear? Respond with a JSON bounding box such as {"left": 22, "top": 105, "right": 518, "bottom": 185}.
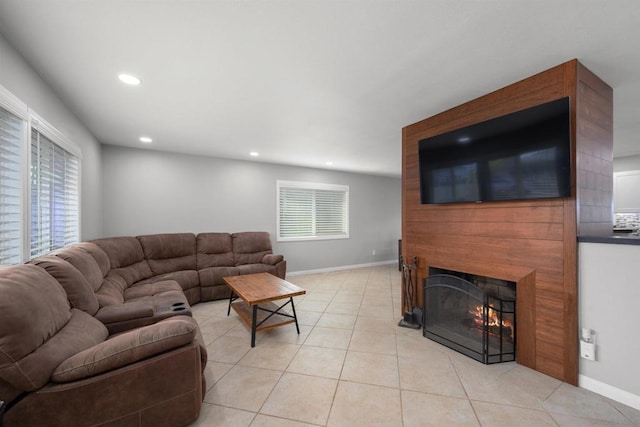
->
{"left": 578, "top": 235, "right": 640, "bottom": 245}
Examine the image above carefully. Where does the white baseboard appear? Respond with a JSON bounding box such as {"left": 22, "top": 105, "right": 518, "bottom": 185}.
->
{"left": 579, "top": 374, "right": 640, "bottom": 411}
{"left": 287, "top": 259, "right": 397, "bottom": 276}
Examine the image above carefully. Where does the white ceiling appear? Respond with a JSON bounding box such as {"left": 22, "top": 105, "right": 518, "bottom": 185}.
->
{"left": 1, "top": 1, "right": 639, "bottom": 178}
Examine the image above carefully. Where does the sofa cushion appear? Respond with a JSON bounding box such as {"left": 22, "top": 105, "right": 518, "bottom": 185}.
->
{"left": 29, "top": 255, "right": 100, "bottom": 315}
{"left": 91, "top": 237, "right": 153, "bottom": 286}
{"left": 51, "top": 317, "right": 197, "bottom": 383}
{"left": 1, "top": 265, "right": 72, "bottom": 388}
{"left": 95, "top": 273, "right": 128, "bottom": 306}
{"left": 232, "top": 232, "right": 273, "bottom": 265}
{"left": 198, "top": 266, "right": 239, "bottom": 288}
{"left": 0, "top": 264, "right": 108, "bottom": 391}
{"left": 124, "top": 280, "right": 184, "bottom": 300}
{"left": 75, "top": 241, "right": 111, "bottom": 278}
{"left": 10, "top": 309, "right": 108, "bottom": 390}
{"left": 135, "top": 270, "right": 200, "bottom": 293}
{"left": 114, "top": 261, "right": 153, "bottom": 287}
{"left": 137, "top": 233, "right": 197, "bottom": 275}
{"left": 54, "top": 244, "right": 107, "bottom": 292}
{"left": 196, "top": 233, "right": 234, "bottom": 268}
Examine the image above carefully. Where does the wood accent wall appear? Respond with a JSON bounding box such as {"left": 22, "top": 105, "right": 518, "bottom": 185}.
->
{"left": 402, "top": 59, "right": 613, "bottom": 385}
{"left": 576, "top": 63, "right": 614, "bottom": 236}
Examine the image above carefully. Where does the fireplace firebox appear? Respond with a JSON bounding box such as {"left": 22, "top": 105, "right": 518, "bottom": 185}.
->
{"left": 423, "top": 269, "right": 516, "bottom": 364}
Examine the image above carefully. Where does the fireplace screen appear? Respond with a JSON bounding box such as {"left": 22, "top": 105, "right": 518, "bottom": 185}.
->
{"left": 423, "top": 273, "right": 515, "bottom": 364}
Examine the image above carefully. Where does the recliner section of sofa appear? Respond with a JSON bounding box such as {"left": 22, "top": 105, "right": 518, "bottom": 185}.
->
{"left": 196, "top": 232, "right": 286, "bottom": 301}
{"left": 233, "top": 231, "right": 286, "bottom": 277}
{"left": 0, "top": 264, "right": 206, "bottom": 427}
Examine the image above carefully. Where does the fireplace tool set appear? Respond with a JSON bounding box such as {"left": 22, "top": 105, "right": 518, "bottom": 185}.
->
{"left": 398, "top": 256, "right": 422, "bottom": 329}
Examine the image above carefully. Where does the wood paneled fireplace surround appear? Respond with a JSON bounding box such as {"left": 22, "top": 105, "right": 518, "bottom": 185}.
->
{"left": 401, "top": 59, "right": 613, "bottom": 385}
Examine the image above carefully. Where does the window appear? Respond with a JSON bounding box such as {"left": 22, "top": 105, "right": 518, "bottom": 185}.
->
{"left": 277, "top": 180, "right": 349, "bottom": 241}
{"left": 0, "top": 105, "right": 25, "bottom": 265}
{"left": 30, "top": 125, "right": 80, "bottom": 258}
{"left": 0, "top": 84, "right": 80, "bottom": 266}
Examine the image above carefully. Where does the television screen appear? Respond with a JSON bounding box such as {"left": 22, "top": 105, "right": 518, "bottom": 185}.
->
{"left": 419, "top": 97, "right": 571, "bottom": 204}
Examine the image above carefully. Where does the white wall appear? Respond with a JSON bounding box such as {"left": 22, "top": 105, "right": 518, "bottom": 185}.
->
{"left": 0, "top": 33, "right": 103, "bottom": 240}
{"left": 614, "top": 154, "right": 640, "bottom": 173}
{"left": 579, "top": 242, "right": 640, "bottom": 409}
{"left": 613, "top": 156, "right": 640, "bottom": 214}
{"left": 102, "top": 145, "right": 401, "bottom": 273}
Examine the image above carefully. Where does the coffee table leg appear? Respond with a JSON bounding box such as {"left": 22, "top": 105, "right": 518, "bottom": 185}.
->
{"left": 289, "top": 297, "right": 300, "bottom": 334}
{"left": 227, "top": 290, "right": 234, "bottom": 316}
{"left": 251, "top": 305, "right": 258, "bottom": 347}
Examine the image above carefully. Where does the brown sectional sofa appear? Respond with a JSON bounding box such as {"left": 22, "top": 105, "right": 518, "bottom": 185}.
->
{"left": 0, "top": 231, "right": 286, "bottom": 426}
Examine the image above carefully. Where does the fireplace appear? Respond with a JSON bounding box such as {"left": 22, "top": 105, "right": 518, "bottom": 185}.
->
{"left": 423, "top": 268, "right": 516, "bottom": 364}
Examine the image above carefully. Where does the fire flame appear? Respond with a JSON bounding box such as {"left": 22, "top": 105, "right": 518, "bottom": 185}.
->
{"left": 469, "top": 304, "right": 514, "bottom": 341}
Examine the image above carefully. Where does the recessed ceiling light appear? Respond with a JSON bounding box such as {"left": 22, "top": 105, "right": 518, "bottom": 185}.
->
{"left": 250, "top": 152, "right": 259, "bottom": 157}
{"left": 139, "top": 136, "right": 152, "bottom": 143}
{"left": 118, "top": 73, "right": 141, "bottom": 85}
{"left": 325, "top": 161, "right": 334, "bottom": 166}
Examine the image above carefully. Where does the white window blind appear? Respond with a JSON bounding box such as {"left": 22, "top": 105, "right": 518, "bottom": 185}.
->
{"left": 30, "top": 128, "right": 80, "bottom": 258}
{"left": 277, "top": 180, "right": 349, "bottom": 241}
{"left": 0, "top": 106, "right": 24, "bottom": 265}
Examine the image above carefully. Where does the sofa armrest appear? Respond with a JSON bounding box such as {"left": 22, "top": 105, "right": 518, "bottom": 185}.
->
{"left": 51, "top": 317, "right": 197, "bottom": 383}
{"left": 261, "top": 254, "right": 284, "bottom": 265}
{"left": 95, "top": 300, "right": 154, "bottom": 324}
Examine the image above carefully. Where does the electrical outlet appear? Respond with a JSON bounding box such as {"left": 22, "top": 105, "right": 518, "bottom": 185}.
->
{"left": 372, "top": 249, "right": 376, "bottom": 255}
{"left": 580, "top": 340, "right": 596, "bottom": 361}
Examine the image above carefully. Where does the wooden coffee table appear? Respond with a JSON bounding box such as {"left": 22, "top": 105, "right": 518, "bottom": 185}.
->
{"left": 223, "top": 272, "right": 306, "bottom": 347}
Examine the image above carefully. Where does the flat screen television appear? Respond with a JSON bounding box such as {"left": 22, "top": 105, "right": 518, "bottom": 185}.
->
{"left": 419, "top": 96, "right": 572, "bottom": 204}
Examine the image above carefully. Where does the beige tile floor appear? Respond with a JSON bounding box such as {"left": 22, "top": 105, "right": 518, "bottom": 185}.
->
{"left": 189, "top": 264, "right": 640, "bottom": 427}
